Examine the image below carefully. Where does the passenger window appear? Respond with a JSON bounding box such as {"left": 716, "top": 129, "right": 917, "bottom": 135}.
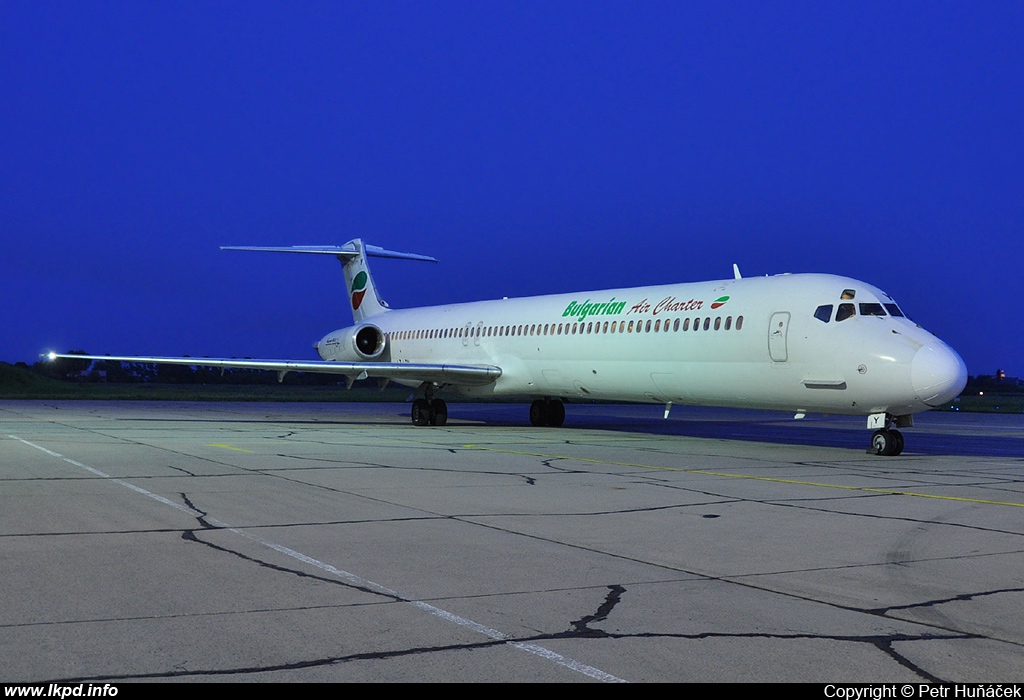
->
{"left": 654, "top": 319, "right": 661, "bottom": 332}
{"left": 673, "top": 318, "right": 680, "bottom": 332}
{"left": 859, "top": 303, "right": 886, "bottom": 316}
{"left": 645, "top": 320, "right": 652, "bottom": 333}
{"left": 714, "top": 317, "right": 721, "bottom": 330}
{"left": 814, "top": 305, "right": 833, "bottom": 323}
{"left": 693, "top": 317, "right": 700, "bottom": 331}
{"left": 836, "top": 303, "right": 855, "bottom": 322}
{"left": 683, "top": 318, "right": 690, "bottom": 331}
{"left": 703, "top": 318, "right": 710, "bottom": 331}
{"left": 736, "top": 316, "right": 744, "bottom": 330}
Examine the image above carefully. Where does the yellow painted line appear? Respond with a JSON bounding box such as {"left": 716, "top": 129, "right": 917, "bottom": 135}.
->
{"left": 206, "top": 443, "right": 253, "bottom": 453}
{"left": 461, "top": 444, "right": 1024, "bottom": 509}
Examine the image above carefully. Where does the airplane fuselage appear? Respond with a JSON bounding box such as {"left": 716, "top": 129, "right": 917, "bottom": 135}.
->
{"left": 315, "top": 272, "right": 966, "bottom": 418}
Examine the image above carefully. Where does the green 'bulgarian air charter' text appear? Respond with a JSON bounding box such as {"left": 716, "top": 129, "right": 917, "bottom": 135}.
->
{"left": 562, "top": 298, "right": 627, "bottom": 322}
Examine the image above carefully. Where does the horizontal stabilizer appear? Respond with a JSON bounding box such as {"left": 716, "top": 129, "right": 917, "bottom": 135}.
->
{"left": 220, "top": 244, "right": 437, "bottom": 264}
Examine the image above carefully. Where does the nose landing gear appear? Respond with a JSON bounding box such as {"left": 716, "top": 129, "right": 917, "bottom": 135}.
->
{"left": 867, "top": 412, "right": 911, "bottom": 456}
{"left": 870, "top": 429, "right": 904, "bottom": 456}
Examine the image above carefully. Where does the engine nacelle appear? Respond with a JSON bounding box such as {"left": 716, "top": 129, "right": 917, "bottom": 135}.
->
{"left": 353, "top": 324, "right": 386, "bottom": 359}
{"left": 317, "top": 324, "right": 387, "bottom": 361}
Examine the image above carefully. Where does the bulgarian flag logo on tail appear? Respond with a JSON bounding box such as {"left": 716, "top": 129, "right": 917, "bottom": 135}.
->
{"left": 710, "top": 295, "right": 730, "bottom": 310}
{"left": 351, "top": 271, "right": 368, "bottom": 310}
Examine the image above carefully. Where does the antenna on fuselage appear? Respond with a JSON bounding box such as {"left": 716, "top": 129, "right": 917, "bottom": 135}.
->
{"left": 733, "top": 264, "right": 742, "bottom": 280}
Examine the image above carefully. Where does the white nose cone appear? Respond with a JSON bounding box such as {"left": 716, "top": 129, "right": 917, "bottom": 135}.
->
{"left": 912, "top": 342, "right": 967, "bottom": 407}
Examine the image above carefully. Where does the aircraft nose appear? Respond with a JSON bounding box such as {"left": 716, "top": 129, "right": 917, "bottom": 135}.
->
{"left": 911, "top": 341, "right": 967, "bottom": 407}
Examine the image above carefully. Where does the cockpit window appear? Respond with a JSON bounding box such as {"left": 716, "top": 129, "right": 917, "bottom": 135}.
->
{"left": 884, "top": 303, "right": 905, "bottom": 318}
{"left": 814, "top": 304, "right": 833, "bottom": 323}
{"left": 859, "top": 303, "right": 886, "bottom": 316}
{"left": 841, "top": 289, "right": 856, "bottom": 300}
{"left": 836, "top": 303, "right": 856, "bottom": 322}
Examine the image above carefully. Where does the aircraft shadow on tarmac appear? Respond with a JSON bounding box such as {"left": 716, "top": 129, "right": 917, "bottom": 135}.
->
{"left": 117, "top": 401, "right": 1020, "bottom": 459}
{"left": 440, "top": 404, "right": 1024, "bottom": 459}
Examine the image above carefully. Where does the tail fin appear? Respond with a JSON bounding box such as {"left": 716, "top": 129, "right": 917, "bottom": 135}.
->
{"left": 340, "top": 239, "right": 412, "bottom": 322}
{"left": 221, "top": 240, "right": 437, "bottom": 324}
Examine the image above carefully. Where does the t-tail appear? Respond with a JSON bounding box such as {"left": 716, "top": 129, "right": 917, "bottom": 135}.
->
{"left": 220, "top": 239, "right": 437, "bottom": 324}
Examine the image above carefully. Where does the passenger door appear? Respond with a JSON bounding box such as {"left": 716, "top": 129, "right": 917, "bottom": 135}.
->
{"left": 768, "top": 312, "right": 790, "bottom": 362}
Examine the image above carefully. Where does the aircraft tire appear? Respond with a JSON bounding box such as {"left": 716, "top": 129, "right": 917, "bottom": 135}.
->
{"left": 871, "top": 429, "right": 902, "bottom": 456}
{"left": 529, "top": 400, "right": 547, "bottom": 427}
{"left": 890, "top": 429, "right": 904, "bottom": 456}
{"left": 411, "top": 399, "right": 431, "bottom": 426}
{"left": 430, "top": 399, "right": 448, "bottom": 426}
{"left": 546, "top": 399, "right": 565, "bottom": 427}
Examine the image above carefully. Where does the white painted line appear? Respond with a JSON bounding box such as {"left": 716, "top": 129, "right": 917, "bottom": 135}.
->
{"left": 9, "top": 435, "right": 627, "bottom": 683}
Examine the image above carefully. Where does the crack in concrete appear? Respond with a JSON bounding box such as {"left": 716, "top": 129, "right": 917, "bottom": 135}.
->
{"left": 538, "top": 457, "right": 587, "bottom": 474}
{"left": 43, "top": 619, "right": 966, "bottom": 683}
{"left": 564, "top": 585, "right": 624, "bottom": 638}
{"left": 180, "top": 528, "right": 403, "bottom": 599}
{"left": 41, "top": 637, "right": 514, "bottom": 681}
{"left": 868, "top": 585, "right": 1024, "bottom": 616}
{"left": 177, "top": 492, "right": 404, "bottom": 602}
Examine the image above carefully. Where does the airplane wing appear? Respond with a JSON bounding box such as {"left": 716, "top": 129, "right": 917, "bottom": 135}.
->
{"left": 44, "top": 353, "right": 501, "bottom": 387}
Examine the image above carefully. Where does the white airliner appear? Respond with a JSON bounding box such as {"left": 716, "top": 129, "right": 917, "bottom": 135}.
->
{"left": 49, "top": 239, "right": 967, "bottom": 456}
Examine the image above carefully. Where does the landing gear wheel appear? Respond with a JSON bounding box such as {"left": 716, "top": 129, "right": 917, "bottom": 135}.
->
{"left": 529, "top": 400, "right": 547, "bottom": 427}
{"left": 529, "top": 399, "right": 565, "bottom": 427}
{"left": 430, "top": 399, "right": 448, "bottom": 426}
{"left": 411, "top": 399, "right": 431, "bottom": 426}
{"left": 546, "top": 399, "right": 565, "bottom": 427}
{"left": 890, "top": 429, "right": 904, "bottom": 456}
{"left": 870, "top": 429, "right": 903, "bottom": 456}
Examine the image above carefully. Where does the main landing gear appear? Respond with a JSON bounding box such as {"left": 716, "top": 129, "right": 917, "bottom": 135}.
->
{"left": 411, "top": 398, "right": 447, "bottom": 426}
{"left": 529, "top": 399, "right": 565, "bottom": 427}
{"left": 870, "top": 429, "right": 904, "bottom": 456}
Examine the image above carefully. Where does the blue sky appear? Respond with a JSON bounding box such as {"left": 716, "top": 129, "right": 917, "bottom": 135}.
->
{"left": 3, "top": 2, "right": 1021, "bottom": 376}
